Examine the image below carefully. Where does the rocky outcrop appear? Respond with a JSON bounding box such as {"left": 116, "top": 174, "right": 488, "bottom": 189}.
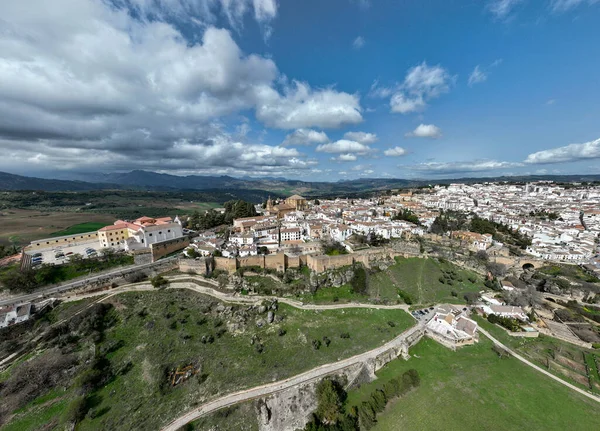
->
{"left": 257, "top": 363, "right": 365, "bottom": 431}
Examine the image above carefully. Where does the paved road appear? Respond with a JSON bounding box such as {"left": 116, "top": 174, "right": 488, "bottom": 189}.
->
{"left": 0, "top": 257, "right": 177, "bottom": 307}
{"left": 478, "top": 328, "right": 600, "bottom": 404}
{"left": 161, "top": 325, "right": 423, "bottom": 431}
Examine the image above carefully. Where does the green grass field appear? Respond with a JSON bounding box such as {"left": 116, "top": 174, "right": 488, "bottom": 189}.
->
{"left": 369, "top": 257, "right": 483, "bottom": 304}
{"left": 3, "top": 290, "right": 414, "bottom": 431}
{"left": 474, "top": 316, "right": 599, "bottom": 394}
{"left": 347, "top": 337, "right": 600, "bottom": 431}
{"left": 49, "top": 222, "right": 109, "bottom": 237}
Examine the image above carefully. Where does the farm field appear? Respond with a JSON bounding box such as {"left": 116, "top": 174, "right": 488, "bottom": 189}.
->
{"left": 0, "top": 209, "right": 115, "bottom": 247}
{"left": 49, "top": 222, "right": 109, "bottom": 237}
{"left": 369, "top": 257, "right": 484, "bottom": 304}
{"left": 347, "top": 337, "right": 600, "bottom": 431}
{"left": 1, "top": 290, "right": 414, "bottom": 431}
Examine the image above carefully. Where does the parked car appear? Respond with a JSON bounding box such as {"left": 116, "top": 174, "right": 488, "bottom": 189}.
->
{"left": 32, "top": 252, "right": 42, "bottom": 258}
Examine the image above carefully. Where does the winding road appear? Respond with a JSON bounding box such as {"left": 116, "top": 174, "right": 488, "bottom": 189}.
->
{"left": 161, "top": 325, "right": 422, "bottom": 431}
{"left": 7, "top": 274, "right": 599, "bottom": 430}
{"left": 62, "top": 274, "right": 412, "bottom": 312}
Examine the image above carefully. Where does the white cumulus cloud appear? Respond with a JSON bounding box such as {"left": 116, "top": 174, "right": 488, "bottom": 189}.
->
{"left": 390, "top": 62, "right": 453, "bottom": 114}
{"left": 333, "top": 153, "right": 358, "bottom": 162}
{"left": 384, "top": 147, "right": 407, "bottom": 157}
{"left": 524, "top": 138, "right": 600, "bottom": 164}
{"left": 316, "top": 140, "right": 371, "bottom": 154}
{"left": 282, "top": 129, "right": 329, "bottom": 146}
{"left": 255, "top": 82, "right": 363, "bottom": 129}
{"left": 343, "top": 131, "right": 378, "bottom": 144}
{"left": 405, "top": 124, "right": 442, "bottom": 139}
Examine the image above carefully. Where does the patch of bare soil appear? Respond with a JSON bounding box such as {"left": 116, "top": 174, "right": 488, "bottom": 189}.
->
{"left": 549, "top": 360, "right": 589, "bottom": 386}
{"left": 555, "top": 354, "right": 587, "bottom": 374}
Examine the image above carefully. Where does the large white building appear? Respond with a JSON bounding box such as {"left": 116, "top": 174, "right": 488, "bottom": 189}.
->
{"left": 98, "top": 216, "right": 183, "bottom": 251}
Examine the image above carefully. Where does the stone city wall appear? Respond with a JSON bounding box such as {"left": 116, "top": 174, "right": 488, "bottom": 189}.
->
{"left": 150, "top": 237, "right": 190, "bottom": 262}
{"left": 186, "top": 241, "right": 421, "bottom": 275}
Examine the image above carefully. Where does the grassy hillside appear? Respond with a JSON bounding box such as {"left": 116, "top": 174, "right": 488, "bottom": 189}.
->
{"left": 347, "top": 337, "right": 600, "bottom": 431}
{"left": 1, "top": 290, "right": 414, "bottom": 431}
{"left": 475, "top": 316, "right": 600, "bottom": 394}
{"left": 369, "top": 257, "right": 483, "bottom": 304}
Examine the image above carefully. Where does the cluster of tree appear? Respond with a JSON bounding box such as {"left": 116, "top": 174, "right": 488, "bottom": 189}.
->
{"left": 0, "top": 251, "right": 133, "bottom": 293}
{"left": 187, "top": 200, "right": 257, "bottom": 231}
{"left": 463, "top": 291, "right": 480, "bottom": 304}
{"left": 487, "top": 314, "right": 522, "bottom": 332}
{"left": 484, "top": 277, "right": 502, "bottom": 291}
{"left": 351, "top": 233, "right": 389, "bottom": 247}
{"left": 392, "top": 208, "right": 419, "bottom": 225}
{"left": 560, "top": 300, "right": 600, "bottom": 325}
{"left": 304, "top": 369, "right": 421, "bottom": 431}
{"left": 322, "top": 241, "right": 348, "bottom": 256}
{"left": 469, "top": 215, "right": 532, "bottom": 249}
{"left": 429, "top": 210, "right": 468, "bottom": 235}
{"left": 397, "top": 289, "right": 413, "bottom": 305}
{"left": 150, "top": 275, "right": 169, "bottom": 289}
{"left": 437, "top": 267, "right": 465, "bottom": 286}
{"left": 350, "top": 265, "right": 368, "bottom": 295}
{"left": 528, "top": 209, "right": 560, "bottom": 221}
{"left": 0, "top": 244, "right": 19, "bottom": 259}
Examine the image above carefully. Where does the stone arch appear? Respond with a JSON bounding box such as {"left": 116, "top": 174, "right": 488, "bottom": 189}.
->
{"left": 522, "top": 262, "right": 536, "bottom": 271}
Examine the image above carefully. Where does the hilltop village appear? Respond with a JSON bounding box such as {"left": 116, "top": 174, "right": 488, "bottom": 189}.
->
{"left": 2, "top": 180, "right": 600, "bottom": 431}
{"left": 188, "top": 182, "right": 600, "bottom": 268}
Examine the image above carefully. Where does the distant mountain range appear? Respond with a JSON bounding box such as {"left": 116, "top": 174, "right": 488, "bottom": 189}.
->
{"left": 1, "top": 170, "right": 600, "bottom": 197}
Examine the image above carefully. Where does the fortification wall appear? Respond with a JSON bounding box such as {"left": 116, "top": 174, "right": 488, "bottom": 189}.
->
{"left": 209, "top": 241, "right": 421, "bottom": 275}
{"left": 214, "top": 256, "right": 238, "bottom": 272}
{"left": 179, "top": 258, "right": 209, "bottom": 275}
{"left": 150, "top": 237, "right": 189, "bottom": 262}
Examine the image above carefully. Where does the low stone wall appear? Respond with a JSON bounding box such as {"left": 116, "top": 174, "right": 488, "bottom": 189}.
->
{"left": 507, "top": 330, "right": 539, "bottom": 338}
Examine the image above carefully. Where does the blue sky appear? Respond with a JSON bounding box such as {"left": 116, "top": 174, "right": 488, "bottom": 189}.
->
{"left": 1, "top": 0, "right": 599, "bottom": 181}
